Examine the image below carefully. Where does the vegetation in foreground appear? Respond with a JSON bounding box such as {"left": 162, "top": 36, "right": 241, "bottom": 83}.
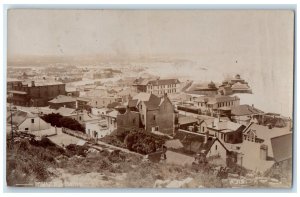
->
{"left": 101, "top": 129, "right": 169, "bottom": 155}
{"left": 6, "top": 134, "right": 292, "bottom": 188}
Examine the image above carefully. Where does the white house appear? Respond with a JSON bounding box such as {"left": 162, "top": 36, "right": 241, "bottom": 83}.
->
{"left": 206, "top": 138, "right": 229, "bottom": 162}
{"left": 7, "top": 110, "right": 51, "bottom": 132}
{"left": 85, "top": 120, "right": 111, "bottom": 139}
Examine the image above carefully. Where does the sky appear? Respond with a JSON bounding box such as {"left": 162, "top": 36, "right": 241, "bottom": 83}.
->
{"left": 7, "top": 10, "right": 294, "bottom": 117}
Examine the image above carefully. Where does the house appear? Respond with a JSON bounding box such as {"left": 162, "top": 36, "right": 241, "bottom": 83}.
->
{"left": 220, "top": 74, "right": 252, "bottom": 94}
{"left": 116, "top": 92, "right": 175, "bottom": 135}
{"left": 206, "top": 118, "right": 245, "bottom": 144}
{"left": 194, "top": 95, "right": 240, "bottom": 115}
{"left": 197, "top": 115, "right": 215, "bottom": 134}
{"left": 205, "top": 137, "right": 230, "bottom": 162}
{"left": 48, "top": 95, "right": 77, "bottom": 109}
{"left": 178, "top": 115, "right": 198, "bottom": 131}
{"left": 8, "top": 80, "right": 66, "bottom": 107}
{"left": 55, "top": 106, "right": 100, "bottom": 127}
{"left": 117, "top": 107, "right": 141, "bottom": 132}
{"left": 85, "top": 119, "right": 111, "bottom": 139}
{"left": 88, "top": 95, "right": 122, "bottom": 108}
{"left": 242, "top": 122, "right": 291, "bottom": 158}
{"left": 136, "top": 92, "right": 175, "bottom": 135}
{"left": 132, "top": 78, "right": 180, "bottom": 96}
{"left": 230, "top": 104, "right": 264, "bottom": 125}
{"left": 76, "top": 97, "right": 91, "bottom": 110}
{"left": 103, "top": 110, "right": 118, "bottom": 133}
{"left": 173, "top": 129, "right": 230, "bottom": 163}
{"left": 116, "top": 87, "right": 137, "bottom": 103}
{"left": 7, "top": 110, "right": 51, "bottom": 132}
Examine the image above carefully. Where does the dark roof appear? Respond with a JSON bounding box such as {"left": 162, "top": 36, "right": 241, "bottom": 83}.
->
{"left": 200, "top": 138, "right": 217, "bottom": 155}
{"left": 128, "top": 99, "right": 138, "bottom": 108}
{"left": 144, "top": 94, "right": 161, "bottom": 110}
{"left": 147, "top": 79, "right": 180, "bottom": 86}
{"left": 271, "top": 133, "right": 292, "bottom": 162}
{"left": 231, "top": 104, "right": 264, "bottom": 116}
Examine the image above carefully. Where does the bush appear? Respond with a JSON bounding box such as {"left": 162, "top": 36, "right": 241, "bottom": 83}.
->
{"left": 65, "top": 144, "right": 88, "bottom": 157}
{"left": 124, "top": 130, "right": 166, "bottom": 154}
{"left": 41, "top": 113, "right": 85, "bottom": 132}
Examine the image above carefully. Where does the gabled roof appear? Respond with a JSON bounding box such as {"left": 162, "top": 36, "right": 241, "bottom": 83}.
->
{"left": 207, "top": 119, "right": 244, "bottom": 132}
{"left": 202, "top": 137, "right": 230, "bottom": 156}
{"left": 48, "top": 95, "right": 76, "bottom": 104}
{"left": 231, "top": 104, "right": 264, "bottom": 116}
{"left": 128, "top": 99, "right": 138, "bottom": 108}
{"left": 7, "top": 110, "right": 38, "bottom": 126}
{"left": 243, "top": 122, "right": 291, "bottom": 141}
{"left": 131, "top": 93, "right": 161, "bottom": 110}
{"left": 271, "top": 133, "right": 292, "bottom": 162}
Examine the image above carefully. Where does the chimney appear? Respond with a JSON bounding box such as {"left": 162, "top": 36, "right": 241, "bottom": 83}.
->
{"left": 31, "top": 81, "right": 35, "bottom": 87}
{"left": 252, "top": 104, "right": 254, "bottom": 108}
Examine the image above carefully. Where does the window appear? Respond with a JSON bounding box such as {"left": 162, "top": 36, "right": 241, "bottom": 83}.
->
{"left": 25, "top": 128, "right": 29, "bottom": 131}
{"left": 215, "top": 145, "right": 218, "bottom": 150}
{"left": 153, "top": 115, "right": 156, "bottom": 121}
{"left": 133, "top": 118, "right": 136, "bottom": 124}
{"left": 79, "top": 116, "right": 82, "bottom": 120}
{"left": 31, "top": 119, "right": 34, "bottom": 123}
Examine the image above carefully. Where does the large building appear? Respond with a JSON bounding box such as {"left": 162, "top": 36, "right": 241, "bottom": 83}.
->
{"left": 8, "top": 80, "right": 66, "bottom": 107}
{"left": 117, "top": 92, "right": 175, "bottom": 135}
{"left": 219, "top": 74, "right": 252, "bottom": 94}
{"left": 132, "top": 78, "right": 180, "bottom": 96}
{"left": 194, "top": 95, "right": 240, "bottom": 115}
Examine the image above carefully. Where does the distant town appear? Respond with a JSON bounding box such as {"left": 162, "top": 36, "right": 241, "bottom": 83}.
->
{"left": 6, "top": 63, "right": 293, "bottom": 188}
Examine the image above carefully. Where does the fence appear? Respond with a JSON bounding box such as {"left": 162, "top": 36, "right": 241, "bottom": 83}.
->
{"left": 62, "top": 127, "right": 92, "bottom": 141}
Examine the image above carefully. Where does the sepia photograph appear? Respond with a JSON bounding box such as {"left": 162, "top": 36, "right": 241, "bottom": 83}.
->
{"left": 5, "top": 8, "right": 294, "bottom": 188}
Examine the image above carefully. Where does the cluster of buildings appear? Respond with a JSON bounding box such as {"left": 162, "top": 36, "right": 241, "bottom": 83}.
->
{"left": 187, "top": 74, "right": 252, "bottom": 96}
{"left": 6, "top": 71, "right": 292, "bottom": 173}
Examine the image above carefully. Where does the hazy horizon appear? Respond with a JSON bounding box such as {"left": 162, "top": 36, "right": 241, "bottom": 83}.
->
{"left": 7, "top": 9, "right": 294, "bottom": 117}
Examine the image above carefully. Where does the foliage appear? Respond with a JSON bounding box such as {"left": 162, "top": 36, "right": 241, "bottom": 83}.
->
{"left": 6, "top": 137, "right": 66, "bottom": 186}
{"left": 65, "top": 144, "right": 89, "bottom": 157}
{"left": 41, "top": 113, "right": 85, "bottom": 132}
{"left": 124, "top": 130, "right": 166, "bottom": 154}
